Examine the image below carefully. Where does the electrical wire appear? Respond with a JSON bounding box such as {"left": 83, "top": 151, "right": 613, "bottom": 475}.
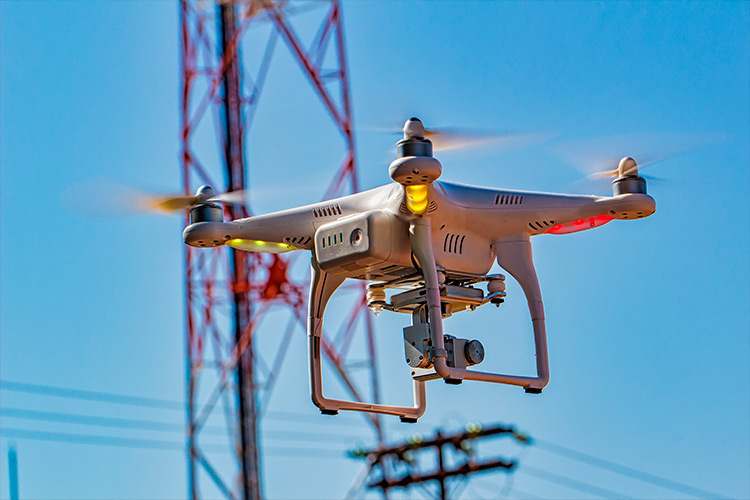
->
{"left": 532, "top": 437, "right": 730, "bottom": 499}
{"left": 1, "top": 427, "right": 199, "bottom": 452}
{"left": 448, "top": 476, "right": 469, "bottom": 499}
{"left": 1, "top": 406, "right": 199, "bottom": 433}
{"left": 0, "top": 427, "right": 347, "bottom": 459}
{"left": 0, "top": 406, "right": 367, "bottom": 443}
{"left": 1, "top": 379, "right": 731, "bottom": 499}
{"left": 0, "top": 379, "right": 371, "bottom": 427}
{"left": 472, "top": 478, "right": 547, "bottom": 500}
{"left": 516, "top": 463, "right": 633, "bottom": 499}
{"left": 0, "top": 380, "right": 184, "bottom": 410}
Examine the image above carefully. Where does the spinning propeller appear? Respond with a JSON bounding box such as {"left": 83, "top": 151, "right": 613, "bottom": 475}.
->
{"left": 62, "top": 178, "right": 247, "bottom": 217}
{"left": 589, "top": 156, "right": 641, "bottom": 179}
{"left": 144, "top": 185, "right": 247, "bottom": 213}
{"left": 373, "top": 118, "right": 554, "bottom": 154}
{"left": 557, "top": 131, "right": 726, "bottom": 185}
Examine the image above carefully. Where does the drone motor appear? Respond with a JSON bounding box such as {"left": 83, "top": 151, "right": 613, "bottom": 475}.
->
{"left": 188, "top": 185, "right": 223, "bottom": 224}
{"left": 612, "top": 156, "right": 648, "bottom": 195}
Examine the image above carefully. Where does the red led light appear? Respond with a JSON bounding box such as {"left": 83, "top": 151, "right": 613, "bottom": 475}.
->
{"left": 544, "top": 215, "right": 615, "bottom": 235}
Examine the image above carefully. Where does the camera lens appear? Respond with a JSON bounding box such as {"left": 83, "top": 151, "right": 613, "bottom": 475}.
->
{"left": 350, "top": 228, "right": 363, "bottom": 246}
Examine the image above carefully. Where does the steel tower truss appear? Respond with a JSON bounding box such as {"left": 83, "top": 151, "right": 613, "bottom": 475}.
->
{"left": 179, "top": 1, "right": 382, "bottom": 499}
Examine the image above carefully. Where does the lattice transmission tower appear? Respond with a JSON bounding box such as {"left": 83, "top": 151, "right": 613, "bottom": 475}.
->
{"left": 179, "top": 1, "right": 383, "bottom": 498}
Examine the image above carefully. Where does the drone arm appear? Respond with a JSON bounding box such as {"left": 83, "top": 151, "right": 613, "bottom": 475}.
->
{"left": 409, "top": 221, "right": 549, "bottom": 391}
{"left": 307, "top": 259, "right": 427, "bottom": 420}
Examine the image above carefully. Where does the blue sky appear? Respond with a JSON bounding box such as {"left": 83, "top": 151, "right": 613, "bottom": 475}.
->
{"left": 1, "top": 1, "right": 748, "bottom": 499}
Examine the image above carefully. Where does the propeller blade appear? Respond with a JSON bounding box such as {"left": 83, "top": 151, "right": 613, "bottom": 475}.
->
{"left": 143, "top": 194, "right": 199, "bottom": 213}
{"left": 423, "top": 127, "right": 490, "bottom": 152}
{"left": 62, "top": 178, "right": 156, "bottom": 217}
{"left": 140, "top": 189, "right": 247, "bottom": 213}
{"left": 364, "top": 122, "right": 555, "bottom": 156}
{"left": 208, "top": 189, "right": 247, "bottom": 205}
{"left": 557, "top": 131, "right": 726, "bottom": 182}
{"left": 62, "top": 178, "right": 246, "bottom": 217}
{"left": 426, "top": 127, "right": 556, "bottom": 153}
{"left": 588, "top": 169, "right": 620, "bottom": 180}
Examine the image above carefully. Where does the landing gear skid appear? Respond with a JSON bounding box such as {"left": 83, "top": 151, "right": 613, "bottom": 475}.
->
{"left": 307, "top": 260, "right": 427, "bottom": 422}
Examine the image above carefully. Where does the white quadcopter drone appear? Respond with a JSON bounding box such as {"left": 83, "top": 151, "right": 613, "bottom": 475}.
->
{"left": 182, "top": 118, "right": 655, "bottom": 422}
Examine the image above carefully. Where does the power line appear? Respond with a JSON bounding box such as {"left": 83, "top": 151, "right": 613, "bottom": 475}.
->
{"left": 0, "top": 427, "right": 347, "bottom": 459}
{"left": 1, "top": 427, "right": 192, "bottom": 452}
{"left": 0, "top": 379, "right": 371, "bottom": 427}
{"left": 2, "top": 379, "right": 729, "bottom": 499}
{"left": 471, "top": 478, "right": 547, "bottom": 500}
{"left": 517, "top": 464, "right": 632, "bottom": 499}
{"left": 532, "top": 437, "right": 730, "bottom": 499}
{"left": 0, "top": 407, "right": 369, "bottom": 444}
{"left": 1, "top": 406, "right": 194, "bottom": 433}
{"left": 0, "top": 380, "right": 184, "bottom": 410}
{"left": 0, "top": 417, "right": 702, "bottom": 500}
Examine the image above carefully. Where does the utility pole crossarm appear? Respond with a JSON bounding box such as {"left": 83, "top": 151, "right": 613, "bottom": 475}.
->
{"left": 352, "top": 423, "right": 530, "bottom": 500}
{"left": 369, "top": 457, "right": 517, "bottom": 490}
{"left": 358, "top": 424, "right": 523, "bottom": 462}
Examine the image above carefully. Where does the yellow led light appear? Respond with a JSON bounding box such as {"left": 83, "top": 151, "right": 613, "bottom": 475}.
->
{"left": 405, "top": 184, "right": 429, "bottom": 214}
{"left": 226, "top": 239, "right": 297, "bottom": 253}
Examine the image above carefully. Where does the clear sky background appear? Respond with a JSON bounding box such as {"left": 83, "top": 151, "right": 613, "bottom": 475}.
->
{"left": 1, "top": 1, "right": 748, "bottom": 500}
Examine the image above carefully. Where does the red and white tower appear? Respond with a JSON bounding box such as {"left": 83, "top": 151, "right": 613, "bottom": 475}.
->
{"left": 179, "top": 1, "right": 383, "bottom": 498}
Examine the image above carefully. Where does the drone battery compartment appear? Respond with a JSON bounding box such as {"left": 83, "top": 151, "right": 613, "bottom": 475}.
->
{"left": 315, "top": 210, "right": 408, "bottom": 278}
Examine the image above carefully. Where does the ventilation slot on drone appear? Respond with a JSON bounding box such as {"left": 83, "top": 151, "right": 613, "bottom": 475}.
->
{"left": 320, "top": 232, "right": 345, "bottom": 249}
{"left": 495, "top": 194, "right": 524, "bottom": 205}
{"left": 313, "top": 204, "right": 342, "bottom": 218}
{"left": 528, "top": 220, "right": 555, "bottom": 232}
{"left": 284, "top": 236, "right": 312, "bottom": 247}
{"left": 443, "top": 233, "right": 466, "bottom": 254}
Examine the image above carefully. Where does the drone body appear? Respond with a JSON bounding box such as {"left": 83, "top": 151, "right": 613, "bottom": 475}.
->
{"left": 184, "top": 179, "right": 653, "bottom": 279}
{"left": 183, "top": 118, "right": 655, "bottom": 421}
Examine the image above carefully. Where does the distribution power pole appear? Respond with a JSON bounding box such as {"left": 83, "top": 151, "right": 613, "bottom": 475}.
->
{"left": 8, "top": 446, "right": 19, "bottom": 500}
{"left": 179, "top": 1, "right": 383, "bottom": 499}
{"left": 352, "top": 424, "right": 530, "bottom": 500}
